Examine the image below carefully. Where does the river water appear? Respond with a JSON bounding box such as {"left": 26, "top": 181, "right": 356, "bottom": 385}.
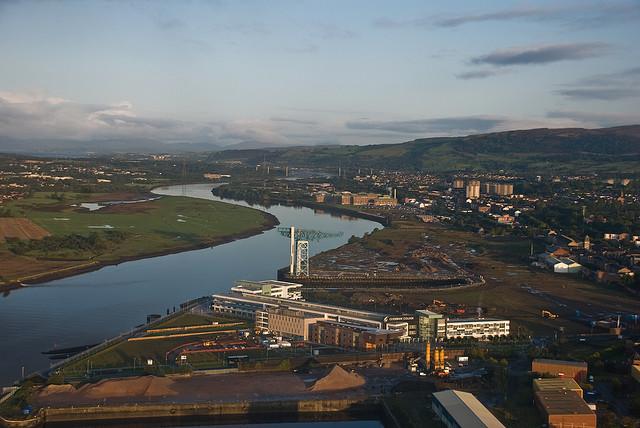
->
{"left": 0, "top": 183, "right": 379, "bottom": 385}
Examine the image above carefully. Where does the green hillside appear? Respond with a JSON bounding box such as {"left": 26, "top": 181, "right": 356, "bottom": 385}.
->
{"left": 208, "top": 125, "right": 640, "bottom": 174}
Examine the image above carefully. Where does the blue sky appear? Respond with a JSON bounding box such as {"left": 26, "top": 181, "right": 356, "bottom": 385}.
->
{"left": 0, "top": 0, "right": 639, "bottom": 147}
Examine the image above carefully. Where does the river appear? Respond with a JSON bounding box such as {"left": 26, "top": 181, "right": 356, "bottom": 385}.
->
{"left": 0, "top": 183, "right": 379, "bottom": 385}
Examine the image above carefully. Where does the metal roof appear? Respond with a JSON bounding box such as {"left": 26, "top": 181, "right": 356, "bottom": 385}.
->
{"left": 433, "top": 390, "right": 505, "bottom": 428}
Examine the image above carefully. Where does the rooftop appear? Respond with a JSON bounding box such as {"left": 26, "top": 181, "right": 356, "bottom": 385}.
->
{"left": 433, "top": 390, "right": 505, "bottom": 428}
{"left": 533, "top": 378, "right": 582, "bottom": 392}
{"left": 535, "top": 390, "right": 594, "bottom": 416}
{"left": 533, "top": 358, "right": 588, "bottom": 368}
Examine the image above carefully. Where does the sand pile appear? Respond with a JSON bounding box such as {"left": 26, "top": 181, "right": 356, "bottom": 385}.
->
{"left": 309, "top": 365, "right": 365, "bottom": 392}
{"left": 77, "top": 376, "right": 177, "bottom": 399}
{"left": 37, "top": 384, "right": 75, "bottom": 397}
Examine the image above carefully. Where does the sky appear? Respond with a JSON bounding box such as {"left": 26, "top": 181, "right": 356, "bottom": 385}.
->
{"left": 0, "top": 0, "right": 639, "bottom": 148}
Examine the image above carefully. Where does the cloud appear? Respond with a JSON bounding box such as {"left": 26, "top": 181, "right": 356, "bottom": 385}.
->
{"left": 471, "top": 43, "right": 608, "bottom": 66}
{"left": 316, "top": 24, "right": 355, "bottom": 39}
{"left": 346, "top": 116, "right": 507, "bottom": 135}
{"left": 216, "top": 22, "right": 271, "bottom": 36}
{"left": 0, "top": 91, "right": 293, "bottom": 146}
{"left": 286, "top": 43, "right": 319, "bottom": 54}
{"left": 156, "top": 17, "right": 186, "bottom": 31}
{"left": 556, "top": 88, "right": 639, "bottom": 101}
{"left": 456, "top": 69, "right": 505, "bottom": 80}
{"left": 435, "top": 7, "right": 555, "bottom": 27}
{"left": 546, "top": 110, "right": 640, "bottom": 127}
{"left": 270, "top": 117, "right": 318, "bottom": 126}
{"left": 556, "top": 66, "right": 640, "bottom": 101}
{"left": 376, "top": 2, "right": 640, "bottom": 29}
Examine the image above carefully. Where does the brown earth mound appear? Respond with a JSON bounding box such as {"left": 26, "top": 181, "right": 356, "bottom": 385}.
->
{"left": 309, "top": 365, "right": 365, "bottom": 392}
{"left": 0, "top": 218, "right": 50, "bottom": 242}
{"left": 37, "top": 384, "right": 75, "bottom": 397}
{"left": 77, "top": 376, "right": 177, "bottom": 398}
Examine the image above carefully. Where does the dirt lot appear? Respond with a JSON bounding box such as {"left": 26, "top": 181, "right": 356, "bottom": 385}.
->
{"left": 0, "top": 217, "right": 50, "bottom": 242}
{"left": 32, "top": 366, "right": 395, "bottom": 408}
{"left": 309, "top": 223, "right": 640, "bottom": 336}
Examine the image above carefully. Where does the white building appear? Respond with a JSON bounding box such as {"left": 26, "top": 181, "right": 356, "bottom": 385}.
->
{"left": 432, "top": 390, "right": 505, "bottom": 428}
{"left": 541, "top": 254, "right": 582, "bottom": 274}
{"left": 445, "top": 318, "right": 510, "bottom": 339}
{"left": 232, "top": 280, "right": 303, "bottom": 300}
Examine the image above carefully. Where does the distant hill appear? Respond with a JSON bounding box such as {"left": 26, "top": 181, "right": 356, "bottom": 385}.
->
{"left": 207, "top": 125, "right": 640, "bottom": 174}
{"left": 0, "top": 137, "right": 222, "bottom": 156}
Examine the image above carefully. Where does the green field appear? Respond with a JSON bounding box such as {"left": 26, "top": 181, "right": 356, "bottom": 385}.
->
{"left": 0, "top": 191, "right": 274, "bottom": 284}
{"left": 60, "top": 313, "right": 251, "bottom": 374}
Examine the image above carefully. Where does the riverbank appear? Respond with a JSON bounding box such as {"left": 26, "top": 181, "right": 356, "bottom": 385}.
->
{"left": 0, "top": 190, "right": 279, "bottom": 292}
{"left": 210, "top": 189, "right": 390, "bottom": 227}
{"left": 0, "top": 397, "right": 381, "bottom": 428}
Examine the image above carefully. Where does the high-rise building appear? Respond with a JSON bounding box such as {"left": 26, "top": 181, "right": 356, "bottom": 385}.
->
{"left": 466, "top": 180, "right": 480, "bottom": 199}
{"left": 453, "top": 178, "right": 465, "bottom": 189}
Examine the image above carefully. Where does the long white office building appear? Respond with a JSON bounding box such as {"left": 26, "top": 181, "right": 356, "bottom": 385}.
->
{"left": 232, "top": 279, "right": 303, "bottom": 300}
{"left": 445, "top": 318, "right": 510, "bottom": 339}
{"left": 211, "top": 293, "right": 388, "bottom": 329}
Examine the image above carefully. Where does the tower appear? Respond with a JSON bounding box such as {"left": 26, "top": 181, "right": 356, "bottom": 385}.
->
{"left": 584, "top": 235, "right": 591, "bottom": 251}
{"left": 289, "top": 226, "right": 296, "bottom": 275}
{"left": 296, "top": 240, "right": 309, "bottom": 276}
{"left": 425, "top": 342, "right": 431, "bottom": 368}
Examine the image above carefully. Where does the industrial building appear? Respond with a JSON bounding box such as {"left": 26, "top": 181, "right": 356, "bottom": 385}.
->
{"left": 532, "top": 359, "right": 588, "bottom": 383}
{"left": 232, "top": 280, "right": 303, "bottom": 300}
{"left": 534, "top": 390, "right": 596, "bottom": 428}
{"left": 533, "top": 378, "right": 583, "bottom": 398}
{"left": 540, "top": 254, "right": 583, "bottom": 274}
{"left": 432, "top": 389, "right": 505, "bottom": 428}
{"left": 445, "top": 318, "right": 510, "bottom": 339}
{"left": 308, "top": 320, "right": 403, "bottom": 350}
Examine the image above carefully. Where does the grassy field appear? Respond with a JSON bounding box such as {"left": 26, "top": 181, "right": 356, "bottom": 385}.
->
{"left": 0, "top": 191, "right": 275, "bottom": 285}
{"left": 61, "top": 313, "right": 251, "bottom": 374}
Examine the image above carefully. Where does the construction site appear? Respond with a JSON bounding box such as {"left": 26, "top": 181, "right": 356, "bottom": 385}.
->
{"left": 278, "top": 223, "right": 480, "bottom": 289}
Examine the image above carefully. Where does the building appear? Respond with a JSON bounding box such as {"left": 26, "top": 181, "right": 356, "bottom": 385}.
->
{"left": 534, "top": 390, "right": 596, "bottom": 428}
{"left": 432, "top": 390, "right": 505, "bottom": 428}
{"left": 373, "top": 195, "right": 398, "bottom": 206}
{"left": 212, "top": 293, "right": 389, "bottom": 329}
{"left": 445, "top": 318, "right": 510, "bottom": 339}
{"left": 259, "top": 308, "right": 323, "bottom": 340}
{"left": 466, "top": 180, "right": 480, "bottom": 200}
{"left": 384, "top": 314, "right": 418, "bottom": 339}
{"left": 309, "top": 320, "right": 403, "bottom": 350}
{"left": 541, "top": 254, "right": 582, "bottom": 274}
{"left": 482, "top": 182, "right": 514, "bottom": 196}
{"left": 532, "top": 359, "right": 588, "bottom": 383}
{"left": 232, "top": 280, "right": 303, "bottom": 300}
{"left": 533, "top": 378, "right": 583, "bottom": 398}
{"left": 416, "top": 309, "right": 446, "bottom": 341}
{"left": 453, "top": 178, "right": 465, "bottom": 189}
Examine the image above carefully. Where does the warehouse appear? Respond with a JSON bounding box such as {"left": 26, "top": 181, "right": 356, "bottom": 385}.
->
{"left": 534, "top": 390, "right": 596, "bottom": 428}
{"left": 532, "top": 359, "right": 588, "bottom": 383}
{"left": 432, "top": 389, "right": 505, "bottom": 428}
{"left": 533, "top": 378, "right": 583, "bottom": 398}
